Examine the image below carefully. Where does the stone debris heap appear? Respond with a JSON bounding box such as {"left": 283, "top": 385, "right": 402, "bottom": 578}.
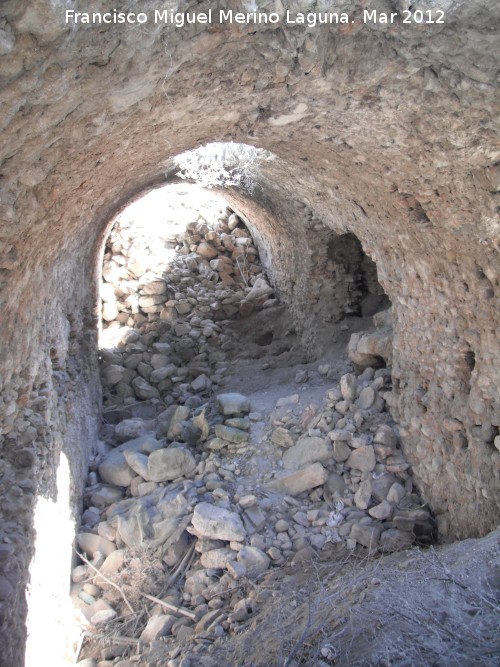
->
{"left": 74, "top": 372, "right": 436, "bottom": 666}
{"left": 77, "top": 203, "right": 436, "bottom": 665}
{"left": 99, "top": 209, "right": 275, "bottom": 414}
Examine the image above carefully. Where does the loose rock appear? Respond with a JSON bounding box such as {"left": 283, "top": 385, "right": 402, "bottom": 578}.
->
{"left": 191, "top": 502, "right": 246, "bottom": 542}
{"left": 148, "top": 447, "right": 196, "bottom": 482}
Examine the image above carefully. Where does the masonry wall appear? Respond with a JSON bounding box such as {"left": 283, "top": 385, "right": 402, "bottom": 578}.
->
{"left": 0, "top": 1, "right": 499, "bottom": 664}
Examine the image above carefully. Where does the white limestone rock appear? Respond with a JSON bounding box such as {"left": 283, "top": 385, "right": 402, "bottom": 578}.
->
{"left": 282, "top": 436, "right": 332, "bottom": 470}
{"left": 236, "top": 546, "right": 270, "bottom": 578}
{"left": 191, "top": 502, "right": 246, "bottom": 542}
{"left": 216, "top": 393, "right": 251, "bottom": 415}
{"left": 265, "top": 463, "right": 328, "bottom": 496}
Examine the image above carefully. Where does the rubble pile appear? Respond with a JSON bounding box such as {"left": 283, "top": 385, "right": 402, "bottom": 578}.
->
{"left": 99, "top": 208, "right": 275, "bottom": 412}
{"left": 75, "top": 206, "right": 435, "bottom": 666}
{"left": 74, "top": 378, "right": 435, "bottom": 666}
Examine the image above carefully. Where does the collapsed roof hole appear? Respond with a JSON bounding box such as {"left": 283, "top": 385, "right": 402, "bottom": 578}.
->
{"left": 173, "top": 141, "right": 274, "bottom": 193}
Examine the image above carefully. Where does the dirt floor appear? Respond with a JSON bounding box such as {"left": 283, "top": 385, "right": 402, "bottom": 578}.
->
{"left": 202, "top": 528, "right": 500, "bottom": 667}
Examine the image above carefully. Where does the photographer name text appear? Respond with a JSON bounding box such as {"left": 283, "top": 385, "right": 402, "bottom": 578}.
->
{"left": 65, "top": 8, "right": 446, "bottom": 29}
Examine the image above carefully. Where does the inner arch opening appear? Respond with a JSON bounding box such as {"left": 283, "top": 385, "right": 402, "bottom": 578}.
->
{"left": 97, "top": 181, "right": 280, "bottom": 420}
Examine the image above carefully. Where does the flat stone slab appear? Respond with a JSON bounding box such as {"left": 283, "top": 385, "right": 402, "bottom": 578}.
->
{"left": 214, "top": 424, "right": 249, "bottom": 443}
{"left": 216, "top": 393, "right": 251, "bottom": 415}
{"left": 265, "top": 463, "right": 328, "bottom": 496}
{"left": 282, "top": 436, "right": 332, "bottom": 470}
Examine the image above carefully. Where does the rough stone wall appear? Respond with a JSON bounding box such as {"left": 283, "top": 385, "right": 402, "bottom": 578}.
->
{"left": 240, "top": 159, "right": 499, "bottom": 542}
{"left": 0, "top": 278, "right": 101, "bottom": 667}
{"left": 225, "top": 193, "right": 389, "bottom": 345}
{"left": 0, "top": 0, "right": 499, "bottom": 663}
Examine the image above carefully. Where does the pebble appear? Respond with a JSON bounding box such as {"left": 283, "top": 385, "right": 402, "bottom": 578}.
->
{"left": 266, "top": 463, "right": 328, "bottom": 495}
{"left": 98, "top": 450, "right": 136, "bottom": 488}
{"left": 387, "top": 482, "right": 406, "bottom": 504}
{"left": 115, "top": 418, "right": 155, "bottom": 442}
{"left": 371, "top": 473, "right": 397, "bottom": 501}
{"left": 332, "top": 440, "right": 351, "bottom": 463}
{"left": 340, "top": 373, "right": 357, "bottom": 401}
{"left": 91, "top": 486, "right": 123, "bottom": 508}
{"left": 325, "top": 472, "right": 347, "bottom": 496}
{"left": 140, "top": 614, "right": 176, "bottom": 642}
{"left": 350, "top": 523, "right": 383, "bottom": 549}
{"left": 368, "top": 500, "right": 393, "bottom": 520}
{"left": 214, "top": 424, "right": 249, "bottom": 444}
{"left": 72, "top": 565, "right": 89, "bottom": 583}
{"left": 374, "top": 425, "right": 398, "bottom": 447}
{"left": 242, "top": 506, "right": 266, "bottom": 533}
{"left": 275, "top": 519, "right": 289, "bottom": 532}
{"left": 91, "top": 608, "right": 117, "bottom": 625}
{"left": 131, "top": 376, "right": 160, "bottom": 400}
{"left": 357, "top": 387, "right": 376, "bottom": 409}
{"left": 276, "top": 394, "right": 300, "bottom": 407}
{"left": 354, "top": 480, "right": 372, "bottom": 510}
{"left": 236, "top": 546, "right": 270, "bottom": 578}
{"left": 200, "top": 548, "right": 235, "bottom": 569}
{"left": 271, "top": 426, "right": 294, "bottom": 447}
{"left": 227, "top": 561, "right": 246, "bottom": 579}
{"left": 123, "top": 449, "right": 150, "bottom": 480}
{"left": 379, "top": 528, "right": 414, "bottom": 551}
{"left": 76, "top": 533, "right": 116, "bottom": 559}
{"left": 294, "top": 370, "right": 308, "bottom": 383}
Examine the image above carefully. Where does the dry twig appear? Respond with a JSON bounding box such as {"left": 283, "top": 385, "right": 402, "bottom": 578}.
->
{"left": 76, "top": 549, "right": 136, "bottom": 615}
{"left": 430, "top": 546, "right": 500, "bottom": 613}
{"left": 168, "top": 541, "right": 196, "bottom": 585}
{"left": 139, "top": 592, "right": 196, "bottom": 620}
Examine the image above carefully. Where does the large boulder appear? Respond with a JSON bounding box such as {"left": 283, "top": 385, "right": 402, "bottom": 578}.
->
{"left": 348, "top": 309, "right": 393, "bottom": 369}
{"left": 216, "top": 393, "right": 251, "bottom": 415}
{"left": 265, "top": 463, "right": 328, "bottom": 496}
{"left": 191, "top": 502, "right": 246, "bottom": 542}
{"left": 282, "top": 436, "right": 332, "bottom": 470}
{"left": 148, "top": 446, "right": 196, "bottom": 482}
